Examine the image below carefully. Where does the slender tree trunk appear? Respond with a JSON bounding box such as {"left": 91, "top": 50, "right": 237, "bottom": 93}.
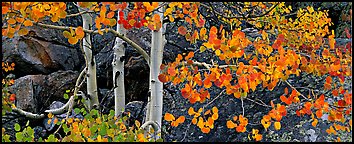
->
{"left": 80, "top": 8, "right": 99, "bottom": 110}
{"left": 145, "top": 2, "right": 165, "bottom": 136}
{"left": 112, "top": 10, "right": 127, "bottom": 116}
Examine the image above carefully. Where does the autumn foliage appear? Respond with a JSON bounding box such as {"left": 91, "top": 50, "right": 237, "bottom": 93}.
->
{"left": 2, "top": 2, "right": 352, "bottom": 142}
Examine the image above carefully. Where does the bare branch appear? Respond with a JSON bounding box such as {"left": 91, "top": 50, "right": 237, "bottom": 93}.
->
{"left": 34, "top": 22, "right": 150, "bottom": 66}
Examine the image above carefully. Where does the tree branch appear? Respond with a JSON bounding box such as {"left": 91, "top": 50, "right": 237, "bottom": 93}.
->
{"left": 34, "top": 22, "right": 150, "bottom": 66}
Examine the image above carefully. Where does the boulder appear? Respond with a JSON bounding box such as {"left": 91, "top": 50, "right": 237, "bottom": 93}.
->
{"left": 8, "top": 70, "right": 79, "bottom": 114}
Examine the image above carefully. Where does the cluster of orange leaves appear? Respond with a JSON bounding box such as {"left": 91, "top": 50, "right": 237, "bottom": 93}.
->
{"left": 168, "top": 2, "right": 205, "bottom": 44}
{"left": 186, "top": 106, "right": 219, "bottom": 133}
{"left": 2, "top": 62, "right": 16, "bottom": 102}
{"left": 62, "top": 27, "right": 85, "bottom": 44}
{"left": 226, "top": 115, "right": 248, "bottom": 133}
{"left": 2, "top": 2, "right": 66, "bottom": 38}
{"left": 164, "top": 113, "right": 185, "bottom": 127}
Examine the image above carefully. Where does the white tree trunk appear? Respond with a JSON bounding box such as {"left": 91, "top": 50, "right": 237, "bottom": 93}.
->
{"left": 80, "top": 9, "right": 99, "bottom": 110}
{"left": 112, "top": 10, "right": 127, "bottom": 116}
{"left": 145, "top": 2, "right": 165, "bottom": 136}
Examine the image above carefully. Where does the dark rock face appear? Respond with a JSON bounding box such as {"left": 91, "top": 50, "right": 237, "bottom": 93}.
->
{"left": 8, "top": 70, "right": 79, "bottom": 114}
{"left": 2, "top": 31, "right": 84, "bottom": 78}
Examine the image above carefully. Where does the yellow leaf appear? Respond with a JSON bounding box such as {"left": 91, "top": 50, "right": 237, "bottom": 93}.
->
{"left": 215, "top": 49, "right": 221, "bottom": 56}
{"left": 274, "top": 121, "right": 281, "bottom": 130}
{"left": 212, "top": 113, "right": 218, "bottom": 120}
{"left": 63, "top": 31, "right": 72, "bottom": 38}
{"left": 188, "top": 107, "right": 195, "bottom": 116}
{"left": 48, "top": 113, "right": 53, "bottom": 119}
{"left": 47, "top": 119, "right": 52, "bottom": 124}
{"left": 312, "top": 118, "right": 318, "bottom": 127}
{"left": 212, "top": 106, "right": 218, "bottom": 113}
{"left": 200, "top": 45, "right": 206, "bottom": 53}
{"left": 164, "top": 113, "right": 175, "bottom": 121}
{"left": 197, "top": 117, "right": 204, "bottom": 129}
{"left": 135, "top": 120, "right": 141, "bottom": 128}
{"left": 18, "top": 28, "right": 29, "bottom": 36}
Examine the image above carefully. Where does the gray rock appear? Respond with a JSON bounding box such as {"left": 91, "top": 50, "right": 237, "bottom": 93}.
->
{"left": 8, "top": 70, "right": 79, "bottom": 113}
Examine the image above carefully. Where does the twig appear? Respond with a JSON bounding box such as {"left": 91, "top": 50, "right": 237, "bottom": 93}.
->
{"left": 284, "top": 80, "right": 310, "bottom": 101}
{"left": 34, "top": 22, "right": 150, "bottom": 66}
{"left": 181, "top": 121, "right": 193, "bottom": 142}
{"left": 245, "top": 97, "right": 272, "bottom": 108}
{"left": 204, "top": 89, "right": 226, "bottom": 108}
{"left": 241, "top": 97, "right": 245, "bottom": 116}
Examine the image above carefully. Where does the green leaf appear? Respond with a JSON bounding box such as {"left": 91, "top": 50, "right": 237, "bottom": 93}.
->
{"left": 14, "top": 123, "right": 21, "bottom": 131}
{"left": 241, "top": 92, "right": 248, "bottom": 98}
{"left": 38, "top": 137, "right": 43, "bottom": 142}
{"left": 27, "top": 127, "right": 34, "bottom": 138}
{"left": 46, "top": 134, "right": 57, "bottom": 142}
{"left": 156, "top": 138, "right": 164, "bottom": 142}
{"left": 63, "top": 93, "right": 69, "bottom": 99}
{"left": 109, "top": 110, "right": 115, "bottom": 117}
{"left": 15, "top": 132, "right": 23, "bottom": 141}
{"left": 66, "top": 89, "right": 71, "bottom": 93}
{"left": 90, "top": 124, "right": 98, "bottom": 133}
{"left": 63, "top": 123, "right": 69, "bottom": 134}
{"left": 99, "top": 124, "right": 107, "bottom": 135}
{"left": 74, "top": 108, "right": 80, "bottom": 114}
{"left": 200, "top": 45, "right": 206, "bottom": 53}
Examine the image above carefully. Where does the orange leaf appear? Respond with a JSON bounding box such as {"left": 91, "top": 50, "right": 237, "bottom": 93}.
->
{"left": 204, "top": 110, "right": 211, "bottom": 116}
{"left": 8, "top": 18, "right": 16, "bottom": 25}
{"left": 236, "top": 125, "right": 246, "bottom": 133}
{"left": 171, "top": 121, "right": 178, "bottom": 127}
{"left": 197, "top": 117, "right": 204, "bottom": 128}
{"left": 226, "top": 120, "right": 236, "bottom": 129}
{"left": 326, "top": 76, "right": 332, "bottom": 84}
{"left": 167, "top": 67, "right": 177, "bottom": 76}
{"left": 274, "top": 122, "right": 281, "bottom": 130}
{"left": 176, "top": 116, "right": 185, "bottom": 124}
{"left": 22, "top": 20, "right": 32, "bottom": 27}
{"left": 212, "top": 113, "right": 218, "bottom": 120}
{"left": 316, "top": 109, "right": 323, "bottom": 118}
{"left": 192, "top": 117, "right": 197, "bottom": 124}
{"left": 75, "top": 27, "right": 85, "bottom": 39}
{"left": 2, "top": 6, "right": 9, "bottom": 14}
{"left": 68, "top": 37, "right": 78, "bottom": 44}
{"left": 280, "top": 95, "right": 290, "bottom": 105}
{"left": 107, "top": 11, "right": 115, "bottom": 19}
{"left": 312, "top": 118, "right": 318, "bottom": 127}
{"left": 201, "top": 127, "right": 210, "bottom": 133}
{"left": 284, "top": 87, "right": 288, "bottom": 95}
{"left": 164, "top": 113, "right": 175, "bottom": 121}
{"left": 158, "top": 74, "right": 168, "bottom": 83}
{"left": 212, "top": 106, "right": 218, "bottom": 114}
{"left": 203, "top": 78, "right": 212, "bottom": 88}
{"left": 233, "top": 116, "right": 238, "bottom": 121}
{"left": 188, "top": 107, "right": 195, "bottom": 116}
{"left": 332, "top": 89, "right": 339, "bottom": 96}
{"left": 178, "top": 26, "right": 187, "bottom": 36}
{"left": 326, "top": 126, "right": 337, "bottom": 135}
{"left": 254, "top": 134, "right": 262, "bottom": 141}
